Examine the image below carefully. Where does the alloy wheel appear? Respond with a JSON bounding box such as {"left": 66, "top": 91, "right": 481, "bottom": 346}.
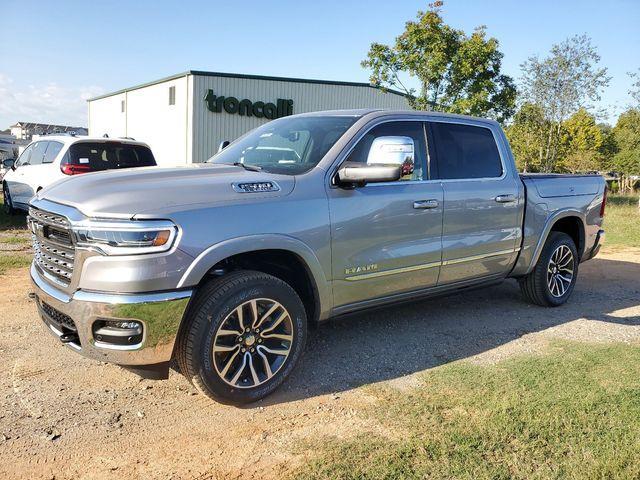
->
{"left": 547, "top": 245, "right": 574, "bottom": 298}
{"left": 212, "top": 298, "right": 294, "bottom": 389}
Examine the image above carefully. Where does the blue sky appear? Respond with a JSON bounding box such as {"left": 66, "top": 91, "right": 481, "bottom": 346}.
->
{"left": 1, "top": 0, "right": 638, "bottom": 128}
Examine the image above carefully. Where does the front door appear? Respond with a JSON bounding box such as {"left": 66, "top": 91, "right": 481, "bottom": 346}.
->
{"left": 328, "top": 120, "right": 444, "bottom": 309}
{"left": 428, "top": 120, "right": 522, "bottom": 285}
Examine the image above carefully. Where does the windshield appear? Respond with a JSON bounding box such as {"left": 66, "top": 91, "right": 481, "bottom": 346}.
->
{"left": 208, "top": 115, "right": 359, "bottom": 174}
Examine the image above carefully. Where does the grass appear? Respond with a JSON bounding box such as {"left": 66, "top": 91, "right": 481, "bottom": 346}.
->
{"left": 0, "top": 253, "right": 32, "bottom": 275}
{"left": 0, "top": 235, "right": 31, "bottom": 245}
{"left": 605, "top": 194, "right": 640, "bottom": 248}
{"left": 295, "top": 341, "right": 640, "bottom": 480}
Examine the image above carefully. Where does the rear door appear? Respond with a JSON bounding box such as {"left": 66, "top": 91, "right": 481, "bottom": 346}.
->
{"left": 429, "top": 120, "right": 521, "bottom": 285}
{"left": 328, "top": 120, "right": 444, "bottom": 308}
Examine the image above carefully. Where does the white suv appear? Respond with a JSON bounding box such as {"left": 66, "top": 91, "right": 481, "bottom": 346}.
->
{"left": 2, "top": 135, "right": 156, "bottom": 214}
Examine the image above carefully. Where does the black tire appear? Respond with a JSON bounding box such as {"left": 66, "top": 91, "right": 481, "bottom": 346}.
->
{"left": 175, "top": 270, "right": 307, "bottom": 405}
{"left": 519, "top": 232, "right": 579, "bottom": 307}
{"left": 3, "top": 184, "right": 16, "bottom": 215}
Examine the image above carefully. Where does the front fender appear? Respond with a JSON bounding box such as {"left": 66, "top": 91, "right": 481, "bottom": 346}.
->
{"left": 176, "top": 234, "right": 332, "bottom": 320}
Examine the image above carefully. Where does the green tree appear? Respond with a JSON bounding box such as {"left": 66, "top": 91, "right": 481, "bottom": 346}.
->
{"left": 520, "top": 35, "right": 610, "bottom": 172}
{"left": 361, "top": 5, "right": 516, "bottom": 122}
{"left": 612, "top": 109, "right": 640, "bottom": 193}
{"left": 558, "top": 108, "right": 604, "bottom": 173}
{"left": 597, "top": 123, "right": 618, "bottom": 172}
{"left": 506, "top": 103, "right": 547, "bottom": 172}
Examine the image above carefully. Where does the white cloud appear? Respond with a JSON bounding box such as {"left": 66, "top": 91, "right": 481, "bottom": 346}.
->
{"left": 0, "top": 73, "right": 104, "bottom": 129}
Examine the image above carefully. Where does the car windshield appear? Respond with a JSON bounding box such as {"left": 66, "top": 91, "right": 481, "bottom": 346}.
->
{"left": 208, "top": 115, "right": 359, "bottom": 175}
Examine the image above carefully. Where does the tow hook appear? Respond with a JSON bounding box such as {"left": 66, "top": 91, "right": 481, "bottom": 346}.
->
{"left": 60, "top": 332, "right": 80, "bottom": 344}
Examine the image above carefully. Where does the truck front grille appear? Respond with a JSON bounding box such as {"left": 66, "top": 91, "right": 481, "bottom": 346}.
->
{"left": 28, "top": 207, "right": 76, "bottom": 287}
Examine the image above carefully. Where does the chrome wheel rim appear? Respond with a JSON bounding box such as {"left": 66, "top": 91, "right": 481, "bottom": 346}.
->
{"left": 212, "top": 298, "right": 293, "bottom": 389}
{"left": 547, "top": 245, "right": 574, "bottom": 298}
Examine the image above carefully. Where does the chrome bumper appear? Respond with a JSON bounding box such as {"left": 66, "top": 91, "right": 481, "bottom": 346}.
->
{"left": 30, "top": 262, "right": 193, "bottom": 367}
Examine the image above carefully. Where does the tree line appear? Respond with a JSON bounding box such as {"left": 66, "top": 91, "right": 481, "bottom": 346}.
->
{"left": 362, "top": 4, "right": 639, "bottom": 191}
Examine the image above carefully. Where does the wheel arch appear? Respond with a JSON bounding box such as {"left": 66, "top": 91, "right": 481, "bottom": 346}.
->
{"left": 177, "top": 235, "right": 331, "bottom": 323}
{"left": 525, "top": 209, "right": 587, "bottom": 274}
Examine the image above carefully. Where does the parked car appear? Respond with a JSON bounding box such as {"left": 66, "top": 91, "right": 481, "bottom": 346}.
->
{"left": 0, "top": 157, "right": 15, "bottom": 181}
{"left": 3, "top": 135, "right": 156, "bottom": 214}
{"left": 28, "top": 110, "right": 606, "bottom": 405}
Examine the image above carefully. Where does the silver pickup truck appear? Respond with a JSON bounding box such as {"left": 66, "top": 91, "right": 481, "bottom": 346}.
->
{"left": 28, "top": 109, "right": 606, "bottom": 404}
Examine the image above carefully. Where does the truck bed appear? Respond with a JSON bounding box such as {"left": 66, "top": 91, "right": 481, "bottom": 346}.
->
{"left": 520, "top": 173, "right": 603, "bottom": 198}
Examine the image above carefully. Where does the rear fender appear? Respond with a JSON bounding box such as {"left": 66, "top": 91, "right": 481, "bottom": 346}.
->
{"left": 512, "top": 208, "right": 587, "bottom": 277}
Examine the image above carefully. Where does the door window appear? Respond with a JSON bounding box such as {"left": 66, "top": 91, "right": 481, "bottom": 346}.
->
{"left": 345, "top": 121, "right": 427, "bottom": 182}
{"left": 28, "top": 141, "right": 48, "bottom": 166}
{"left": 430, "top": 122, "right": 503, "bottom": 179}
{"left": 14, "top": 144, "right": 34, "bottom": 167}
{"left": 43, "top": 141, "right": 64, "bottom": 164}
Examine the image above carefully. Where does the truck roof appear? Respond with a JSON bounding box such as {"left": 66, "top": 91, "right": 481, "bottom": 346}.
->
{"left": 295, "top": 108, "right": 500, "bottom": 126}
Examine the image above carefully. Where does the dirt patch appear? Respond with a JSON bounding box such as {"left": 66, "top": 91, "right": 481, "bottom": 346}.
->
{"left": 1, "top": 246, "right": 639, "bottom": 479}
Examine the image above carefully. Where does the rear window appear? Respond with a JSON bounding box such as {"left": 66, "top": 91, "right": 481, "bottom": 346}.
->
{"left": 430, "top": 122, "right": 503, "bottom": 179}
{"left": 63, "top": 142, "right": 156, "bottom": 171}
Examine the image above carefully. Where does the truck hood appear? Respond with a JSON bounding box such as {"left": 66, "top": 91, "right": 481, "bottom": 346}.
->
{"left": 37, "top": 164, "right": 295, "bottom": 218}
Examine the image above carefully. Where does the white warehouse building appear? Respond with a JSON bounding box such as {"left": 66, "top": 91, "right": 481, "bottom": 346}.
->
{"left": 87, "top": 70, "right": 409, "bottom": 166}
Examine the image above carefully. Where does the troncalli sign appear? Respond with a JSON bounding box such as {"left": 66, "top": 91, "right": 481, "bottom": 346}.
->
{"left": 204, "top": 89, "right": 293, "bottom": 119}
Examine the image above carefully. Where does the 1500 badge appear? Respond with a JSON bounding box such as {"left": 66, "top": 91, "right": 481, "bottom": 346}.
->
{"left": 345, "top": 263, "right": 378, "bottom": 275}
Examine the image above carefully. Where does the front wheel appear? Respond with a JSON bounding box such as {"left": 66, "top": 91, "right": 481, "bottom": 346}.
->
{"left": 3, "top": 184, "right": 16, "bottom": 215}
{"left": 175, "top": 270, "right": 307, "bottom": 405}
{"left": 519, "top": 232, "right": 579, "bottom": 307}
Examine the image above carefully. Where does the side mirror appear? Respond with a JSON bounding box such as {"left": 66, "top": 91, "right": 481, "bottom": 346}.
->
{"left": 336, "top": 136, "right": 414, "bottom": 186}
{"left": 2, "top": 159, "right": 15, "bottom": 170}
{"left": 218, "top": 140, "right": 230, "bottom": 153}
{"left": 367, "top": 136, "right": 415, "bottom": 176}
{"left": 337, "top": 162, "right": 402, "bottom": 185}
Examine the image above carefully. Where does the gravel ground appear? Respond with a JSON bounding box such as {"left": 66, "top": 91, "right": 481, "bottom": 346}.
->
{"left": 1, "top": 246, "right": 639, "bottom": 479}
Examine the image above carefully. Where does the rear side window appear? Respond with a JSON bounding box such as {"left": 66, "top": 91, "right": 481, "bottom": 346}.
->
{"left": 63, "top": 142, "right": 156, "bottom": 171}
{"left": 430, "top": 122, "right": 502, "bottom": 179}
{"left": 43, "top": 141, "right": 63, "bottom": 164}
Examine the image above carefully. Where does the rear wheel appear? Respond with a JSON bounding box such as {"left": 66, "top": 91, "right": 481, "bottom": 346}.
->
{"left": 175, "top": 270, "right": 307, "bottom": 405}
{"left": 519, "top": 232, "right": 579, "bottom": 307}
{"left": 3, "top": 184, "right": 15, "bottom": 215}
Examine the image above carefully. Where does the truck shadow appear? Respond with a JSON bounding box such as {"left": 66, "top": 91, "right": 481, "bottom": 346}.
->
{"left": 266, "top": 256, "right": 640, "bottom": 405}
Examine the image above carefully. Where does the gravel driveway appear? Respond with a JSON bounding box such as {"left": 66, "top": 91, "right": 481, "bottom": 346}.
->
{"left": 1, "top": 246, "right": 639, "bottom": 479}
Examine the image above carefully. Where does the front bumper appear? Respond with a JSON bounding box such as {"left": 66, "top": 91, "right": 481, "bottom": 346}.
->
{"left": 30, "top": 262, "right": 193, "bottom": 368}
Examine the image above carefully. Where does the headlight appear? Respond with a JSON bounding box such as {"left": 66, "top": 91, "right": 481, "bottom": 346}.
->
{"left": 73, "top": 220, "right": 178, "bottom": 255}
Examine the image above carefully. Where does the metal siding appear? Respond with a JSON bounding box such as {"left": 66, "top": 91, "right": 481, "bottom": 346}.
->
{"left": 125, "top": 76, "right": 189, "bottom": 166}
{"left": 191, "top": 75, "right": 409, "bottom": 163}
{"left": 88, "top": 94, "right": 127, "bottom": 138}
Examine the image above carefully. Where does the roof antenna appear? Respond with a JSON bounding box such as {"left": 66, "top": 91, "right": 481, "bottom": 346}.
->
{"left": 103, "top": 133, "right": 109, "bottom": 138}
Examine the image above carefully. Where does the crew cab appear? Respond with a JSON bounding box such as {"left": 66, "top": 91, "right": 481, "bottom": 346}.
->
{"left": 3, "top": 135, "right": 156, "bottom": 213}
{"left": 28, "top": 110, "right": 606, "bottom": 405}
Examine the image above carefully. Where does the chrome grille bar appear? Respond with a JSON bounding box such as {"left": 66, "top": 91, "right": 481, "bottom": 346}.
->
{"left": 28, "top": 207, "right": 76, "bottom": 287}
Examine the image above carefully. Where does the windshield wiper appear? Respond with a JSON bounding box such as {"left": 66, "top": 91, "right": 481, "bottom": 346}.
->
{"left": 232, "top": 162, "right": 262, "bottom": 172}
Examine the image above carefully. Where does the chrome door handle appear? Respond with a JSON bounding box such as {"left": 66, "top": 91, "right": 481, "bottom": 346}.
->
{"left": 413, "top": 199, "right": 439, "bottom": 209}
{"left": 494, "top": 194, "right": 516, "bottom": 203}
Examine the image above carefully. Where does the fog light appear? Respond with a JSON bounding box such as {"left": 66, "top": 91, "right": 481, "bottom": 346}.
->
{"left": 92, "top": 319, "right": 143, "bottom": 347}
